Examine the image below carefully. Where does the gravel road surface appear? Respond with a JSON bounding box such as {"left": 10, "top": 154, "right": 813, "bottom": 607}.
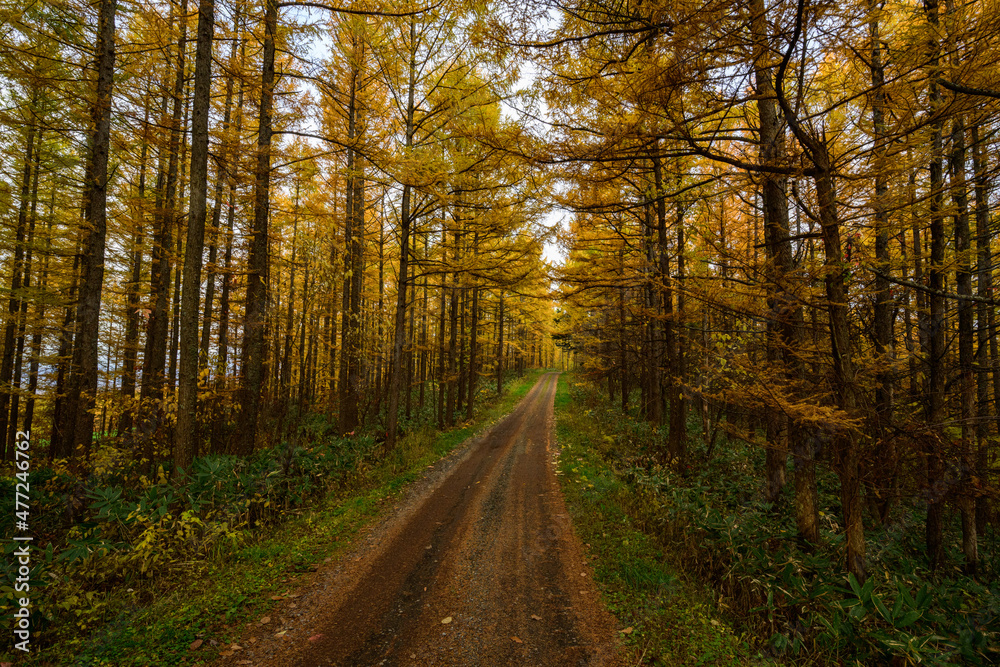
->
{"left": 220, "top": 372, "right": 620, "bottom": 666}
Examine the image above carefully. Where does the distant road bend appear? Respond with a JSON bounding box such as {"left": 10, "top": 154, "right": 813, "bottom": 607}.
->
{"left": 225, "top": 372, "right": 620, "bottom": 666}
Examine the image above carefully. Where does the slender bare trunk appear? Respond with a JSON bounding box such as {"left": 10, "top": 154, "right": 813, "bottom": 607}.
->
{"left": 66, "top": 0, "right": 116, "bottom": 457}
{"left": 238, "top": 0, "right": 277, "bottom": 455}
{"left": 176, "top": 0, "right": 215, "bottom": 473}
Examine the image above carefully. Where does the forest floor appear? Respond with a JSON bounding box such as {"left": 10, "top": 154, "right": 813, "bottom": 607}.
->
{"left": 11, "top": 371, "right": 758, "bottom": 666}
{"left": 214, "top": 371, "right": 623, "bottom": 666}
{"left": 551, "top": 377, "right": 768, "bottom": 667}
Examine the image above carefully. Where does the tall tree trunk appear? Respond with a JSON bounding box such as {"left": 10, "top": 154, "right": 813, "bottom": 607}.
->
{"left": 972, "top": 124, "right": 992, "bottom": 537}
{"left": 297, "top": 257, "right": 311, "bottom": 413}
{"left": 338, "top": 48, "right": 364, "bottom": 436}
{"left": 405, "top": 231, "right": 417, "bottom": 419}
{"left": 326, "top": 237, "right": 339, "bottom": 414}
{"left": 238, "top": 0, "right": 277, "bottom": 455}
{"left": 141, "top": 6, "right": 188, "bottom": 451}
{"left": 375, "top": 216, "right": 385, "bottom": 412}
{"left": 8, "top": 127, "right": 42, "bottom": 451}
{"left": 65, "top": 0, "right": 116, "bottom": 458}
{"left": 618, "top": 293, "right": 627, "bottom": 414}
{"left": 214, "top": 38, "right": 245, "bottom": 452}
{"left": 652, "top": 153, "right": 672, "bottom": 441}
{"left": 419, "top": 235, "right": 429, "bottom": 411}
{"left": 815, "top": 150, "right": 867, "bottom": 582}
{"left": 951, "top": 114, "right": 977, "bottom": 574}
{"left": 168, "top": 90, "right": 189, "bottom": 393}
{"left": 465, "top": 232, "right": 480, "bottom": 421}
{"left": 175, "top": 0, "right": 215, "bottom": 474}
{"left": 924, "top": 0, "right": 946, "bottom": 571}
{"left": 495, "top": 294, "right": 504, "bottom": 396}
{"left": 200, "top": 209, "right": 219, "bottom": 362}
{"left": 385, "top": 28, "right": 415, "bottom": 447}
{"left": 49, "top": 237, "right": 80, "bottom": 459}
{"left": 910, "top": 165, "right": 928, "bottom": 405}
{"left": 0, "top": 102, "right": 37, "bottom": 459}
{"left": 751, "top": 0, "right": 792, "bottom": 512}
{"left": 774, "top": 6, "right": 865, "bottom": 579}
{"left": 281, "top": 183, "right": 301, "bottom": 397}
{"left": 24, "top": 185, "right": 54, "bottom": 437}
{"left": 437, "top": 253, "right": 447, "bottom": 426}
{"left": 200, "top": 18, "right": 241, "bottom": 369}
{"left": 446, "top": 224, "right": 460, "bottom": 427}
{"left": 865, "top": 2, "right": 902, "bottom": 526}
{"left": 644, "top": 199, "right": 661, "bottom": 425}
{"left": 342, "top": 147, "right": 365, "bottom": 434}
{"left": 669, "top": 203, "right": 687, "bottom": 464}
{"left": 457, "top": 269, "right": 466, "bottom": 416}
{"left": 120, "top": 100, "right": 150, "bottom": 436}
{"left": 869, "top": 4, "right": 893, "bottom": 423}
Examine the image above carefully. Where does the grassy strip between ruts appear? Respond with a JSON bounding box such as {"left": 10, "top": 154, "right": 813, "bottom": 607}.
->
{"left": 28, "top": 370, "right": 543, "bottom": 667}
{"left": 553, "top": 373, "right": 771, "bottom": 667}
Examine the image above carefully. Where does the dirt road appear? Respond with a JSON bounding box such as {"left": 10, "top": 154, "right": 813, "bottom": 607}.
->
{"left": 224, "top": 372, "right": 620, "bottom": 666}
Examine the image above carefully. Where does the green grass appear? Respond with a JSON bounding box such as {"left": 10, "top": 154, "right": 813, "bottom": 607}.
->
{"left": 553, "top": 374, "right": 770, "bottom": 667}
{"left": 9, "top": 370, "right": 544, "bottom": 666}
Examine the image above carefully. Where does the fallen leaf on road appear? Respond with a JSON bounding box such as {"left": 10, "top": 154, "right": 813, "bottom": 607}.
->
{"left": 531, "top": 615, "right": 542, "bottom": 621}
{"left": 275, "top": 630, "right": 287, "bottom": 637}
{"left": 230, "top": 643, "right": 243, "bottom": 651}
{"left": 189, "top": 639, "right": 203, "bottom": 650}
{"left": 511, "top": 636, "right": 523, "bottom": 643}
{"left": 260, "top": 616, "right": 272, "bottom": 624}
{"left": 621, "top": 627, "right": 634, "bottom": 635}
{"left": 308, "top": 634, "right": 323, "bottom": 643}
{"left": 248, "top": 637, "right": 257, "bottom": 644}
{"left": 441, "top": 616, "right": 453, "bottom": 624}
{"left": 270, "top": 595, "right": 283, "bottom": 600}
{"left": 220, "top": 651, "right": 233, "bottom": 658}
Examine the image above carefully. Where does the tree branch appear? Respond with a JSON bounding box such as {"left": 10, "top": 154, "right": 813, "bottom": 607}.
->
{"left": 276, "top": 1, "right": 440, "bottom": 17}
{"left": 939, "top": 78, "right": 1000, "bottom": 100}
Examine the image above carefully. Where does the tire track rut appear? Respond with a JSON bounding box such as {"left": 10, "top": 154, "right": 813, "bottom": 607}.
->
{"left": 222, "top": 372, "right": 619, "bottom": 666}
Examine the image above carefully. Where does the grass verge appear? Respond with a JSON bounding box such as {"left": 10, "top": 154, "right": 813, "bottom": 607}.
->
{"left": 553, "top": 373, "right": 769, "bottom": 667}
{"left": 10, "top": 370, "right": 543, "bottom": 666}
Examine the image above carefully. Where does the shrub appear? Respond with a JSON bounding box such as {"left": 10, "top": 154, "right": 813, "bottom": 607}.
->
{"left": 562, "top": 378, "right": 999, "bottom": 665}
{"left": 0, "top": 430, "right": 382, "bottom": 645}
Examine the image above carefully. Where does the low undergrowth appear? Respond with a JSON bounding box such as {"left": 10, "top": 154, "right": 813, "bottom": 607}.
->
{"left": 0, "top": 370, "right": 541, "bottom": 665}
{"left": 554, "top": 375, "right": 999, "bottom": 666}
{"left": 554, "top": 375, "right": 767, "bottom": 666}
